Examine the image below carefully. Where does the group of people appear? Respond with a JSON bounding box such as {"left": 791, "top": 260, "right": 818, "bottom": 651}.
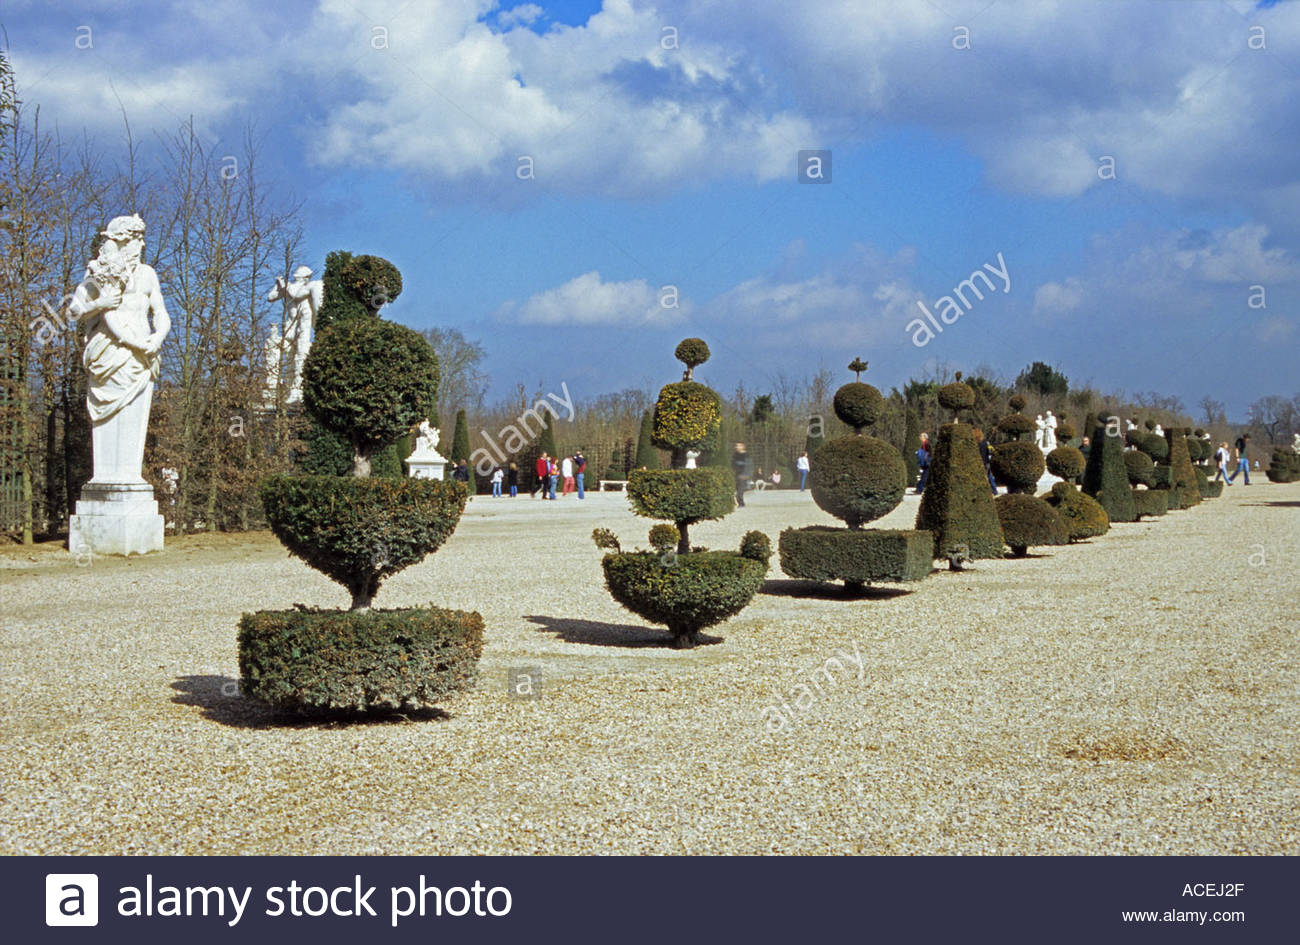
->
{"left": 1214, "top": 435, "right": 1253, "bottom": 485}
{"left": 728, "top": 446, "right": 814, "bottom": 506}
{"left": 525, "top": 451, "right": 587, "bottom": 500}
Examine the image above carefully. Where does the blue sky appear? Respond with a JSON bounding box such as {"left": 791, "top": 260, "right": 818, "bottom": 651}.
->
{"left": 5, "top": 0, "right": 1299, "bottom": 418}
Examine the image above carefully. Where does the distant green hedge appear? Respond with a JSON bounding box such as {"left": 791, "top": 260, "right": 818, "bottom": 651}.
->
{"left": 238, "top": 605, "right": 483, "bottom": 712}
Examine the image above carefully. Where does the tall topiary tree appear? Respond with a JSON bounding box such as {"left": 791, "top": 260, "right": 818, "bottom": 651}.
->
{"left": 1082, "top": 417, "right": 1137, "bottom": 522}
{"left": 992, "top": 395, "right": 1044, "bottom": 493}
{"left": 779, "top": 359, "right": 933, "bottom": 590}
{"left": 1162, "top": 427, "right": 1201, "bottom": 509}
{"left": 916, "top": 375, "right": 1005, "bottom": 560}
{"left": 596, "top": 340, "right": 768, "bottom": 648}
{"left": 451, "top": 408, "right": 475, "bottom": 492}
{"left": 239, "top": 255, "right": 480, "bottom": 715}
{"left": 635, "top": 409, "right": 658, "bottom": 469}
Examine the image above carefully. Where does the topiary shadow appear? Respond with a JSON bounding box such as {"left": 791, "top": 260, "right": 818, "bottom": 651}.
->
{"left": 170, "top": 675, "right": 450, "bottom": 729}
{"left": 524, "top": 615, "right": 721, "bottom": 648}
{"left": 761, "top": 579, "right": 912, "bottom": 600}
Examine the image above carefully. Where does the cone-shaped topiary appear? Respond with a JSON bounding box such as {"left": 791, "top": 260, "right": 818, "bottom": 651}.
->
{"left": 781, "top": 360, "right": 933, "bottom": 588}
{"left": 1046, "top": 445, "right": 1085, "bottom": 481}
{"left": 634, "top": 410, "right": 659, "bottom": 470}
{"left": 915, "top": 420, "right": 1005, "bottom": 560}
{"left": 995, "top": 493, "right": 1068, "bottom": 557}
{"left": 1082, "top": 419, "right": 1136, "bottom": 523}
{"left": 991, "top": 440, "right": 1045, "bottom": 493}
{"left": 1044, "top": 481, "right": 1109, "bottom": 541}
{"left": 1124, "top": 450, "right": 1156, "bottom": 487}
{"left": 1162, "top": 427, "right": 1201, "bottom": 508}
{"left": 600, "top": 340, "right": 767, "bottom": 647}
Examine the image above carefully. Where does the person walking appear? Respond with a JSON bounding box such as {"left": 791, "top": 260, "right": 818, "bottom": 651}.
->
{"left": 561, "top": 454, "right": 575, "bottom": 495}
{"left": 1226, "top": 434, "right": 1251, "bottom": 484}
{"left": 574, "top": 450, "right": 587, "bottom": 499}
{"left": 490, "top": 466, "right": 504, "bottom": 498}
{"left": 914, "top": 433, "right": 932, "bottom": 494}
{"left": 731, "top": 442, "right": 752, "bottom": 507}
{"left": 534, "top": 452, "right": 550, "bottom": 498}
{"left": 1213, "top": 442, "right": 1231, "bottom": 484}
{"left": 548, "top": 457, "right": 558, "bottom": 499}
{"left": 796, "top": 451, "right": 810, "bottom": 491}
{"left": 974, "top": 428, "right": 997, "bottom": 494}
{"left": 507, "top": 461, "right": 519, "bottom": 497}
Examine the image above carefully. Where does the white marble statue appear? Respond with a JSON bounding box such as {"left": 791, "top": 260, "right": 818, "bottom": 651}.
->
{"left": 1126, "top": 418, "right": 1137, "bottom": 432}
{"left": 1043, "top": 411, "right": 1058, "bottom": 451}
{"left": 407, "top": 418, "right": 448, "bottom": 480}
{"left": 1153, "top": 423, "right": 1163, "bottom": 437}
{"left": 67, "top": 214, "right": 170, "bottom": 555}
{"left": 1293, "top": 433, "right": 1300, "bottom": 455}
{"left": 1034, "top": 414, "right": 1046, "bottom": 450}
{"left": 265, "top": 265, "right": 322, "bottom": 405}
{"left": 684, "top": 449, "right": 700, "bottom": 469}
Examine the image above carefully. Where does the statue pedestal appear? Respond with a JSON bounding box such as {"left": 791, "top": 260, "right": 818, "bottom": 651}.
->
{"left": 407, "top": 452, "right": 447, "bottom": 480}
{"left": 68, "top": 481, "right": 164, "bottom": 557}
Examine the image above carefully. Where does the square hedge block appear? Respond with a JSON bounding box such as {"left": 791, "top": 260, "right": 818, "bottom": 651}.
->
{"left": 778, "top": 526, "right": 934, "bottom": 585}
{"left": 1131, "top": 488, "right": 1168, "bottom": 518}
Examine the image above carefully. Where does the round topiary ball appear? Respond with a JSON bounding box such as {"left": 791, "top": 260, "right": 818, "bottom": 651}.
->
{"left": 1057, "top": 420, "right": 1077, "bottom": 441}
{"left": 809, "top": 435, "right": 906, "bottom": 528}
{"left": 341, "top": 254, "right": 403, "bottom": 314}
{"left": 674, "top": 338, "right": 710, "bottom": 370}
{"left": 651, "top": 381, "right": 722, "bottom": 451}
{"left": 1137, "top": 433, "right": 1169, "bottom": 462}
{"left": 938, "top": 381, "right": 976, "bottom": 412}
{"left": 1008, "top": 393, "right": 1028, "bottom": 411}
{"left": 648, "top": 523, "right": 680, "bottom": 552}
{"left": 1046, "top": 445, "right": 1085, "bottom": 480}
{"left": 995, "top": 493, "right": 1068, "bottom": 557}
{"left": 740, "top": 530, "right": 772, "bottom": 563}
{"left": 1044, "top": 481, "right": 1109, "bottom": 542}
{"left": 997, "top": 412, "right": 1036, "bottom": 441}
{"left": 832, "top": 381, "right": 884, "bottom": 431}
{"left": 991, "top": 440, "right": 1046, "bottom": 493}
{"left": 1124, "top": 450, "right": 1156, "bottom": 487}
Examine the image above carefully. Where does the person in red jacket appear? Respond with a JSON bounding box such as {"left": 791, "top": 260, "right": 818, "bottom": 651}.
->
{"left": 534, "top": 452, "right": 550, "bottom": 498}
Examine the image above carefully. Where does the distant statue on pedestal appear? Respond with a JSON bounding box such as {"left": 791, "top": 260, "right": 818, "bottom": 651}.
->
{"left": 1043, "top": 411, "right": 1058, "bottom": 451}
{"left": 407, "top": 418, "right": 448, "bottom": 480}
{"left": 265, "top": 265, "right": 323, "bottom": 405}
{"left": 67, "top": 214, "right": 170, "bottom": 555}
{"left": 1153, "top": 423, "right": 1164, "bottom": 437}
{"left": 1293, "top": 433, "right": 1300, "bottom": 455}
{"left": 684, "top": 449, "right": 700, "bottom": 469}
{"left": 1034, "top": 414, "right": 1046, "bottom": 451}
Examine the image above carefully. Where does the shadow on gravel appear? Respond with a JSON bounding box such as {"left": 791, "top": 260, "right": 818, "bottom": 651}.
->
{"left": 524, "top": 615, "right": 719, "bottom": 648}
{"left": 1243, "top": 500, "right": 1300, "bottom": 508}
{"left": 760, "top": 579, "right": 911, "bottom": 601}
{"left": 170, "top": 675, "right": 451, "bottom": 728}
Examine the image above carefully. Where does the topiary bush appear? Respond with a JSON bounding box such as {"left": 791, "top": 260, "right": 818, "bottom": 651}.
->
{"left": 781, "top": 359, "right": 934, "bottom": 588}
{"left": 997, "top": 412, "right": 1036, "bottom": 441}
{"left": 1082, "top": 418, "right": 1137, "bottom": 523}
{"left": 915, "top": 395, "right": 1005, "bottom": 560}
{"left": 1133, "top": 433, "right": 1169, "bottom": 463}
{"left": 938, "top": 374, "right": 976, "bottom": 415}
{"left": 341, "top": 254, "right": 403, "bottom": 315}
{"left": 995, "top": 493, "right": 1068, "bottom": 557}
{"left": 238, "top": 606, "right": 482, "bottom": 713}
{"left": 648, "top": 523, "right": 681, "bottom": 553}
{"left": 991, "top": 440, "right": 1046, "bottom": 493}
{"left": 1056, "top": 420, "right": 1077, "bottom": 442}
{"left": 1266, "top": 446, "right": 1300, "bottom": 483}
{"left": 740, "top": 530, "right": 772, "bottom": 564}
{"left": 628, "top": 468, "right": 734, "bottom": 553}
{"left": 1043, "top": 481, "right": 1109, "bottom": 542}
{"left": 1131, "top": 487, "right": 1168, "bottom": 519}
{"left": 674, "top": 338, "right": 710, "bottom": 379}
{"left": 1124, "top": 450, "right": 1156, "bottom": 487}
{"left": 651, "top": 382, "right": 722, "bottom": 458}
{"left": 1046, "top": 445, "right": 1085, "bottom": 481}
{"left": 1163, "top": 427, "right": 1201, "bottom": 508}
{"left": 1203, "top": 479, "right": 1224, "bottom": 498}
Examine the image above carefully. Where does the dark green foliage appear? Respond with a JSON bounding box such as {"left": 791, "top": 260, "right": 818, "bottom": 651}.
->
{"left": 370, "top": 442, "right": 405, "bottom": 480}
{"left": 938, "top": 380, "right": 975, "bottom": 412}
{"left": 779, "top": 526, "right": 933, "bottom": 585}
{"left": 997, "top": 413, "right": 1036, "bottom": 440}
{"left": 301, "top": 423, "right": 353, "bottom": 476}
{"left": 832, "top": 381, "right": 883, "bottom": 431}
{"left": 1082, "top": 423, "right": 1137, "bottom": 522}
{"left": 1134, "top": 433, "right": 1169, "bottom": 462}
{"left": 848, "top": 357, "right": 869, "bottom": 378}
{"left": 302, "top": 317, "right": 438, "bottom": 472}
{"left": 1204, "top": 480, "right": 1224, "bottom": 497}
{"left": 592, "top": 527, "right": 621, "bottom": 551}
{"left": 1046, "top": 445, "right": 1085, "bottom": 480}
{"left": 600, "top": 551, "right": 766, "bottom": 647}
{"left": 648, "top": 523, "right": 680, "bottom": 552}
{"left": 651, "top": 381, "right": 722, "bottom": 453}
{"left": 628, "top": 467, "right": 735, "bottom": 553}
{"left": 1016, "top": 361, "right": 1068, "bottom": 397}
{"left": 1082, "top": 412, "right": 1098, "bottom": 443}
{"left": 1056, "top": 420, "right": 1077, "bottom": 441}
{"left": 635, "top": 410, "right": 659, "bottom": 469}
{"left": 915, "top": 423, "right": 1005, "bottom": 559}
{"left": 1044, "top": 482, "right": 1109, "bottom": 541}
{"left": 1144, "top": 419, "right": 1156, "bottom": 431}
{"left": 1131, "top": 488, "right": 1168, "bottom": 519}
{"left": 1266, "top": 447, "right": 1300, "bottom": 483}
{"left": 991, "top": 440, "right": 1045, "bottom": 493}
{"left": 341, "top": 254, "right": 403, "bottom": 315}
{"left": 995, "top": 494, "right": 1068, "bottom": 557}
{"left": 538, "top": 411, "right": 558, "bottom": 459}
{"left": 316, "top": 250, "right": 368, "bottom": 329}
{"left": 1164, "top": 428, "right": 1201, "bottom": 508}
{"left": 1124, "top": 450, "right": 1156, "bottom": 487}
{"left": 903, "top": 407, "right": 921, "bottom": 486}
{"left": 238, "top": 605, "right": 482, "bottom": 712}
{"left": 450, "top": 408, "right": 475, "bottom": 492}
{"left": 740, "top": 530, "right": 772, "bottom": 563}
{"left": 1009, "top": 393, "right": 1028, "bottom": 412}
{"left": 261, "top": 475, "right": 466, "bottom": 609}
{"left": 674, "top": 337, "right": 710, "bottom": 373}
{"left": 1186, "top": 436, "right": 1210, "bottom": 463}
{"left": 809, "top": 435, "right": 906, "bottom": 528}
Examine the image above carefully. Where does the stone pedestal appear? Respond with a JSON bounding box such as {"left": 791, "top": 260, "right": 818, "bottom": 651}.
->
{"left": 407, "top": 454, "right": 447, "bottom": 480}
{"left": 68, "top": 480, "right": 164, "bottom": 556}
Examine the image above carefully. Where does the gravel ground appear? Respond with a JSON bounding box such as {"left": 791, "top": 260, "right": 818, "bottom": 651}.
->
{"left": 2, "top": 482, "right": 1297, "bottom": 855}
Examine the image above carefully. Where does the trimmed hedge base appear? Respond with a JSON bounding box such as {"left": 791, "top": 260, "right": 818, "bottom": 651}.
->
{"left": 1131, "top": 488, "right": 1168, "bottom": 518}
{"left": 602, "top": 550, "right": 766, "bottom": 648}
{"left": 238, "top": 605, "right": 484, "bottom": 713}
{"left": 779, "top": 526, "right": 934, "bottom": 588}
{"left": 1203, "top": 479, "right": 1224, "bottom": 498}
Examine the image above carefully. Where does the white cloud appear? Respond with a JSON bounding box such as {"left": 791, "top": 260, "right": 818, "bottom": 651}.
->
{"left": 1033, "top": 277, "right": 1086, "bottom": 320}
{"left": 497, "top": 4, "right": 543, "bottom": 28}
{"left": 501, "top": 270, "right": 686, "bottom": 325}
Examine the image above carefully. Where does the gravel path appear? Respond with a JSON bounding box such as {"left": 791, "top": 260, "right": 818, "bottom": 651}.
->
{"left": 2, "top": 483, "right": 1297, "bottom": 854}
